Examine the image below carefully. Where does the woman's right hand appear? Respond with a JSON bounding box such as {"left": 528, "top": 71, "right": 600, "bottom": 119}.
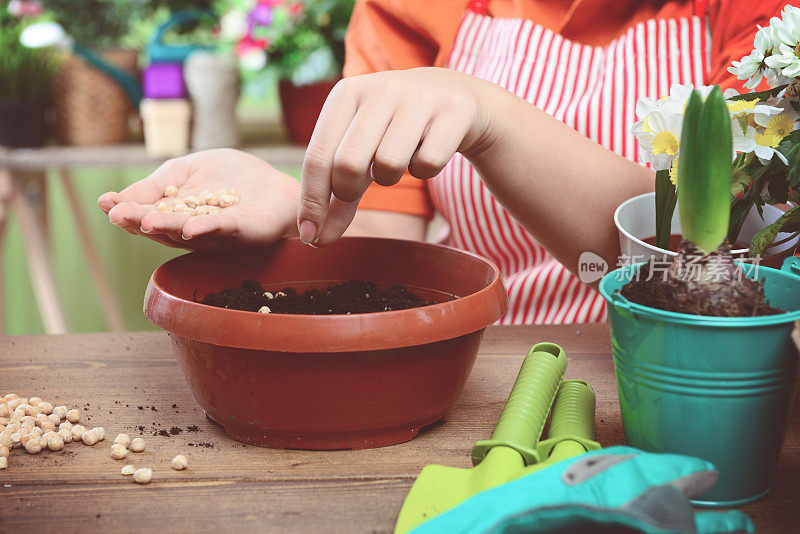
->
{"left": 98, "top": 148, "right": 300, "bottom": 250}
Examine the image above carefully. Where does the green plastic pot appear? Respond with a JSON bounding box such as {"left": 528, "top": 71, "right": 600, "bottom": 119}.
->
{"left": 599, "top": 256, "right": 800, "bottom": 508}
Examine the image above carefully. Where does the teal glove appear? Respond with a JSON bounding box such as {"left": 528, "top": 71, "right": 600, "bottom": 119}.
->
{"left": 411, "top": 446, "right": 754, "bottom": 534}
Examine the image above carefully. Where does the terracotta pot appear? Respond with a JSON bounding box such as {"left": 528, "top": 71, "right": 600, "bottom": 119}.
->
{"left": 51, "top": 49, "right": 138, "bottom": 146}
{"left": 144, "top": 237, "right": 507, "bottom": 450}
{"left": 278, "top": 78, "right": 339, "bottom": 144}
{"left": 0, "top": 99, "right": 47, "bottom": 147}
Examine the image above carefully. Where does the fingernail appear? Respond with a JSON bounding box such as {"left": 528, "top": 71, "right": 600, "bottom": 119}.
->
{"left": 182, "top": 234, "right": 191, "bottom": 241}
{"left": 141, "top": 226, "right": 152, "bottom": 234}
{"left": 298, "top": 220, "right": 318, "bottom": 245}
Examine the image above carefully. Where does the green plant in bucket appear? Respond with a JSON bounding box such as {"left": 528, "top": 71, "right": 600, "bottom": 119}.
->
{"left": 622, "top": 87, "right": 782, "bottom": 317}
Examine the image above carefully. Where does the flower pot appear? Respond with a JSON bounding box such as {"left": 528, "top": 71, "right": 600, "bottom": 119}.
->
{"left": 278, "top": 78, "right": 339, "bottom": 144}
{"left": 184, "top": 51, "right": 240, "bottom": 150}
{"left": 144, "top": 237, "right": 508, "bottom": 450}
{"left": 599, "top": 257, "right": 800, "bottom": 507}
{"left": 51, "top": 49, "right": 138, "bottom": 146}
{"left": 615, "top": 192, "right": 799, "bottom": 269}
{"left": 0, "top": 98, "right": 47, "bottom": 147}
{"left": 140, "top": 99, "right": 191, "bottom": 157}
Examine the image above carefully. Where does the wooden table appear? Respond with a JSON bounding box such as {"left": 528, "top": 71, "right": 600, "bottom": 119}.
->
{"left": 0, "top": 324, "right": 797, "bottom": 532}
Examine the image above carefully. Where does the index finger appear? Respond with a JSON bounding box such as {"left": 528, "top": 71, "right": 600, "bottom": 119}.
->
{"left": 298, "top": 81, "right": 358, "bottom": 245}
{"left": 98, "top": 157, "right": 190, "bottom": 213}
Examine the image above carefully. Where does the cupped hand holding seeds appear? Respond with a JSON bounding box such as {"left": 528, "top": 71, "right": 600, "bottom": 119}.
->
{"left": 98, "top": 149, "right": 301, "bottom": 250}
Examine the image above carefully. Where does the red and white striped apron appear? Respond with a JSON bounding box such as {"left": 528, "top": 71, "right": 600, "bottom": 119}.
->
{"left": 428, "top": 0, "right": 709, "bottom": 324}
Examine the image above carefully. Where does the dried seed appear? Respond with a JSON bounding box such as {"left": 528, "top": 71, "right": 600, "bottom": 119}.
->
{"left": 24, "top": 404, "right": 39, "bottom": 416}
{"left": 172, "top": 202, "right": 187, "bottom": 212}
{"left": 66, "top": 409, "right": 80, "bottom": 423}
{"left": 121, "top": 464, "right": 136, "bottom": 476}
{"left": 114, "top": 433, "right": 132, "bottom": 448}
{"left": 208, "top": 206, "right": 221, "bottom": 214}
{"left": 219, "top": 194, "right": 237, "bottom": 208}
{"left": 164, "top": 185, "right": 178, "bottom": 197}
{"left": 37, "top": 402, "right": 53, "bottom": 415}
{"left": 25, "top": 439, "right": 41, "bottom": 454}
{"left": 71, "top": 424, "right": 85, "bottom": 441}
{"left": 110, "top": 444, "right": 128, "bottom": 460}
{"left": 59, "top": 421, "right": 72, "bottom": 432}
{"left": 91, "top": 427, "right": 106, "bottom": 441}
{"left": 47, "top": 413, "right": 60, "bottom": 425}
{"left": 184, "top": 195, "right": 201, "bottom": 208}
{"left": 182, "top": 207, "right": 196, "bottom": 215}
{"left": 157, "top": 201, "right": 171, "bottom": 212}
{"left": 130, "top": 438, "right": 146, "bottom": 452}
{"left": 171, "top": 454, "right": 188, "bottom": 470}
{"left": 133, "top": 467, "right": 153, "bottom": 484}
{"left": 206, "top": 193, "right": 220, "bottom": 206}
{"left": 258, "top": 306, "right": 271, "bottom": 314}
{"left": 0, "top": 457, "right": 6, "bottom": 469}
{"left": 194, "top": 205, "right": 209, "bottom": 216}
{"left": 81, "top": 429, "right": 99, "bottom": 446}
{"left": 0, "top": 445, "right": 9, "bottom": 458}
{"left": 48, "top": 434, "right": 64, "bottom": 451}
{"left": 57, "top": 428, "right": 72, "bottom": 443}
{"left": 28, "top": 397, "right": 42, "bottom": 406}
{"left": 53, "top": 406, "right": 68, "bottom": 419}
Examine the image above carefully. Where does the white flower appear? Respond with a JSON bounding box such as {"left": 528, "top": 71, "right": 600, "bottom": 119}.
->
{"left": 764, "top": 6, "right": 800, "bottom": 78}
{"left": 220, "top": 10, "right": 249, "bottom": 41}
{"left": 633, "top": 99, "right": 683, "bottom": 171}
{"left": 729, "top": 25, "right": 777, "bottom": 88}
{"left": 239, "top": 48, "right": 267, "bottom": 72}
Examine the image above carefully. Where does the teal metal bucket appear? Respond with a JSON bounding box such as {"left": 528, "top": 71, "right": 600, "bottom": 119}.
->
{"left": 599, "top": 256, "right": 800, "bottom": 507}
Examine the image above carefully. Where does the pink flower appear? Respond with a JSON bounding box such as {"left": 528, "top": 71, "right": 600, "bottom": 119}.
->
{"left": 236, "top": 36, "right": 269, "bottom": 57}
{"left": 288, "top": 1, "right": 304, "bottom": 16}
{"left": 8, "top": 0, "right": 43, "bottom": 17}
{"left": 258, "top": 0, "right": 285, "bottom": 6}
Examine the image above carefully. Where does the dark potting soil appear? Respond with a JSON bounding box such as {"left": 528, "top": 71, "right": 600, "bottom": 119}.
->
{"left": 620, "top": 240, "right": 782, "bottom": 317}
{"left": 200, "top": 279, "right": 438, "bottom": 315}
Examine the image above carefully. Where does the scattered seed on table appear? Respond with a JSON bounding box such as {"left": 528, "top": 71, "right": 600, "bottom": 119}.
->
{"left": 53, "top": 406, "right": 68, "bottom": 419}
{"left": 133, "top": 467, "right": 153, "bottom": 484}
{"left": 81, "top": 429, "right": 99, "bottom": 446}
{"left": 114, "top": 433, "right": 132, "bottom": 448}
{"left": 0, "top": 456, "right": 6, "bottom": 469}
{"left": 258, "top": 306, "right": 271, "bottom": 314}
{"left": 25, "top": 440, "right": 42, "bottom": 454}
{"left": 59, "top": 421, "right": 72, "bottom": 432}
{"left": 71, "top": 425, "right": 85, "bottom": 441}
{"left": 37, "top": 402, "right": 53, "bottom": 415}
{"left": 0, "top": 445, "right": 9, "bottom": 458}
{"left": 48, "top": 434, "right": 64, "bottom": 451}
{"left": 164, "top": 185, "right": 178, "bottom": 197}
{"left": 110, "top": 444, "right": 128, "bottom": 460}
{"left": 66, "top": 409, "right": 80, "bottom": 423}
{"left": 92, "top": 427, "right": 106, "bottom": 441}
{"left": 130, "top": 438, "right": 146, "bottom": 452}
{"left": 171, "top": 454, "right": 188, "bottom": 470}
{"left": 57, "top": 428, "right": 72, "bottom": 443}
{"left": 121, "top": 464, "right": 136, "bottom": 476}
{"left": 28, "top": 397, "right": 42, "bottom": 406}
{"left": 47, "top": 413, "right": 61, "bottom": 425}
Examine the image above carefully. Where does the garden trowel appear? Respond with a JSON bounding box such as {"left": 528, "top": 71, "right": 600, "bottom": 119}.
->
{"left": 395, "top": 343, "right": 600, "bottom": 533}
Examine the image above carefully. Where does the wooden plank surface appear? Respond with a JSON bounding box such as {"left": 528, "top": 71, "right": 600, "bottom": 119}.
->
{"left": 0, "top": 144, "right": 307, "bottom": 170}
{"left": 0, "top": 325, "right": 797, "bottom": 532}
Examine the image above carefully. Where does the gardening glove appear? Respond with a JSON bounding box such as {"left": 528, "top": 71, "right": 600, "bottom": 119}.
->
{"left": 411, "top": 446, "right": 754, "bottom": 534}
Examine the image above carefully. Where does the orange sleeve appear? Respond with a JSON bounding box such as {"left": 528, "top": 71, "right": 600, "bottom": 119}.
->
{"left": 344, "top": 0, "right": 467, "bottom": 219}
{"left": 707, "top": 0, "right": 786, "bottom": 92}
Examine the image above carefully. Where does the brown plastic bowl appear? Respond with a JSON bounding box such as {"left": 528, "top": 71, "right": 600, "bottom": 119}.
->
{"left": 144, "top": 237, "right": 507, "bottom": 450}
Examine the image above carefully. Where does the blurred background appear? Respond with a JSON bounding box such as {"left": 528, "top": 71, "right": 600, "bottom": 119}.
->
{"left": 0, "top": 0, "right": 354, "bottom": 334}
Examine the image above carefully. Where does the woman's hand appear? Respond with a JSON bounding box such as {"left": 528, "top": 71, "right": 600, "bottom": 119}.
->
{"left": 297, "top": 67, "right": 495, "bottom": 246}
{"left": 98, "top": 148, "right": 300, "bottom": 250}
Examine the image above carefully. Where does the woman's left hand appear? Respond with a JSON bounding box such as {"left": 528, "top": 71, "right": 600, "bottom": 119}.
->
{"left": 297, "top": 67, "right": 495, "bottom": 246}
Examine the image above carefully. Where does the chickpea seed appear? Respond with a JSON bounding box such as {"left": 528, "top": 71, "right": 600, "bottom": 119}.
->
{"left": 66, "top": 409, "right": 80, "bottom": 423}
{"left": 164, "top": 185, "right": 178, "bottom": 197}
{"left": 208, "top": 206, "right": 221, "bottom": 214}
{"left": 59, "top": 421, "right": 72, "bottom": 432}
{"left": 258, "top": 306, "right": 271, "bottom": 314}
{"left": 194, "top": 205, "right": 209, "bottom": 216}
{"left": 157, "top": 202, "right": 171, "bottom": 212}
{"left": 171, "top": 454, "right": 188, "bottom": 471}
{"left": 219, "top": 194, "right": 237, "bottom": 208}
{"left": 47, "top": 413, "right": 60, "bottom": 425}
{"left": 0, "top": 457, "right": 6, "bottom": 469}
{"left": 92, "top": 427, "right": 106, "bottom": 441}
{"left": 121, "top": 464, "right": 136, "bottom": 476}
{"left": 48, "top": 434, "right": 64, "bottom": 451}
{"left": 25, "top": 439, "right": 41, "bottom": 454}
{"left": 184, "top": 196, "right": 201, "bottom": 208}
{"left": 53, "top": 406, "right": 68, "bottom": 419}
{"left": 130, "top": 438, "right": 146, "bottom": 452}
{"left": 114, "top": 433, "right": 132, "bottom": 448}
{"left": 133, "top": 467, "right": 153, "bottom": 484}
{"left": 110, "top": 444, "right": 128, "bottom": 460}
{"left": 0, "top": 445, "right": 9, "bottom": 458}
{"left": 81, "top": 429, "right": 99, "bottom": 446}
{"left": 37, "top": 402, "right": 53, "bottom": 415}
{"left": 71, "top": 424, "right": 85, "bottom": 441}
{"left": 28, "top": 397, "right": 42, "bottom": 406}
{"left": 57, "top": 428, "right": 72, "bottom": 443}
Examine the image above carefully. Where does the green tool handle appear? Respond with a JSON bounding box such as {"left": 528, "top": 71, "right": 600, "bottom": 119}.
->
{"left": 472, "top": 342, "right": 567, "bottom": 466}
{"left": 537, "top": 379, "right": 601, "bottom": 461}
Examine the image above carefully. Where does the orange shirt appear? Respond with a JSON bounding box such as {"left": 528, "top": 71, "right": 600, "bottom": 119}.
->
{"left": 345, "top": 0, "right": 786, "bottom": 218}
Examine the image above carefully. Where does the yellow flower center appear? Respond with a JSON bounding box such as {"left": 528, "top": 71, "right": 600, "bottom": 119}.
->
{"left": 795, "top": 42, "right": 800, "bottom": 58}
{"left": 652, "top": 131, "right": 679, "bottom": 155}
{"left": 727, "top": 99, "right": 758, "bottom": 114}
{"left": 756, "top": 114, "right": 794, "bottom": 148}
{"left": 669, "top": 155, "right": 679, "bottom": 186}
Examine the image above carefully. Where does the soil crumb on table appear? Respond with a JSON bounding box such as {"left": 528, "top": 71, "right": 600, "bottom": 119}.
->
{"left": 200, "top": 279, "right": 438, "bottom": 314}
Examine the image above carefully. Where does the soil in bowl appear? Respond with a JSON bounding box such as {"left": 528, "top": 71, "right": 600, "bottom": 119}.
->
{"left": 620, "top": 240, "right": 783, "bottom": 317}
{"left": 199, "top": 279, "right": 444, "bottom": 315}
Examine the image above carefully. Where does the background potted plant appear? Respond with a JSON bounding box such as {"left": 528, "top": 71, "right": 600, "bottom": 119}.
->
{"left": 618, "top": 6, "right": 800, "bottom": 268}
{"left": 220, "top": 0, "right": 354, "bottom": 144}
{"left": 37, "top": 0, "right": 207, "bottom": 146}
{"left": 0, "top": 2, "right": 58, "bottom": 147}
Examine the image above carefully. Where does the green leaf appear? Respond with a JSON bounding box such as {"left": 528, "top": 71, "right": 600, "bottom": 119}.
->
{"left": 727, "top": 84, "right": 789, "bottom": 102}
{"left": 654, "top": 170, "right": 677, "bottom": 250}
{"left": 749, "top": 206, "right": 800, "bottom": 257}
{"left": 678, "top": 87, "right": 733, "bottom": 252}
